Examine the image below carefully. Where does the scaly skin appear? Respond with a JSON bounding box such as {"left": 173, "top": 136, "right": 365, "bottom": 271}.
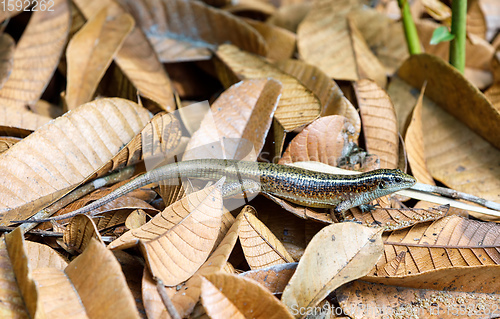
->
{"left": 17, "top": 159, "right": 416, "bottom": 223}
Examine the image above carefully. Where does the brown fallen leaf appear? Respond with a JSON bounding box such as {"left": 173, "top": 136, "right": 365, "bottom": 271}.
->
{"left": 354, "top": 79, "right": 399, "bottom": 169}
{"left": 468, "top": 0, "right": 487, "bottom": 39}
{"left": 66, "top": 6, "right": 134, "bottom": 109}
{"left": 244, "top": 18, "right": 296, "bottom": 62}
{"left": 110, "top": 181, "right": 224, "bottom": 286}
{"left": 371, "top": 215, "right": 500, "bottom": 276}
{"left": 63, "top": 215, "right": 104, "bottom": 254}
{"left": 215, "top": 44, "right": 321, "bottom": 133}
{"left": 274, "top": 59, "right": 361, "bottom": 136}
{"left": 0, "top": 33, "right": 15, "bottom": 90}
{"left": 398, "top": 53, "right": 500, "bottom": 150}
{"left": 0, "top": 105, "right": 53, "bottom": 131}
{"left": 183, "top": 79, "right": 281, "bottom": 162}
{"left": 267, "top": 3, "right": 311, "bottom": 33}
{"left": 201, "top": 272, "right": 294, "bottom": 319}
{"left": 118, "top": 0, "right": 267, "bottom": 63}
{"left": 404, "top": 83, "right": 435, "bottom": 185}
{"left": 24, "top": 240, "right": 68, "bottom": 270}
{"left": 65, "top": 238, "right": 141, "bottom": 318}
{"left": 73, "top": 0, "right": 176, "bottom": 112}
{"left": 279, "top": 115, "right": 356, "bottom": 167}
{"left": 0, "top": 98, "right": 151, "bottom": 225}
{"left": 238, "top": 211, "right": 295, "bottom": 269}
{"left": 240, "top": 262, "right": 298, "bottom": 295}
{"left": 348, "top": 7, "right": 408, "bottom": 74}
{"left": 0, "top": 0, "right": 70, "bottom": 109}
{"left": 281, "top": 223, "right": 383, "bottom": 318}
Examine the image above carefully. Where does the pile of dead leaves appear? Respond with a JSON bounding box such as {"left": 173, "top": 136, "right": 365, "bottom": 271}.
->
{"left": 0, "top": 0, "right": 499, "bottom": 318}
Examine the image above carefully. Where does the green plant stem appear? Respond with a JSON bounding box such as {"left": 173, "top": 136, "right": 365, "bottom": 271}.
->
{"left": 398, "top": 0, "right": 421, "bottom": 55}
{"left": 450, "top": 0, "right": 467, "bottom": 73}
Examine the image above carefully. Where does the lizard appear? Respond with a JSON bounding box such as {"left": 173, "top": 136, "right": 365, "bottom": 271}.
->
{"left": 14, "top": 159, "right": 416, "bottom": 223}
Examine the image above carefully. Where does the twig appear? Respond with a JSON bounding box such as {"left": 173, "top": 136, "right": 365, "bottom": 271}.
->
{"left": 156, "top": 280, "right": 181, "bottom": 319}
{"left": 411, "top": 183, "right": 500, "bottom": 211}
{"left": 19, "top": 165, "right": 136, "bottom": 233}
{"left": 0, "top": 226, "right": 63, "bottom": 237}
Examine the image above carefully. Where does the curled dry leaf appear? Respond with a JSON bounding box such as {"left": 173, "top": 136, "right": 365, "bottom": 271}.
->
{"left": 215, "top": 44, "right": 321, "bottom": 133}
{"left": 119, "top": 0, "right": 267, "bottom": 62}
{"left": 398, "top": 53, "right": 500, "bottom": 149}
{"left": 281, "top": 223, "right": 383, "bottom": 317}
{"left": 64, "top": 215, "right": 104, "bottom": 254}
{"left": 275, "top": 59, "right": 361, "bottom": 136}
{"left": 72, "top": 0, "right": 175, "bottom": 112}
{"left": 0, "top": 33, "right": 15, "bottom": 90}
{"left": 267, "top": 3, "right": 312, "bottom": 33}
{"left": 279, "top": 115, "right": 356, "bottom": 167}
{"left": 240, "top": 262, "right": 298, "bottom": 295}
{"left": 125, "top": 209, "right": 147, "bottom": 230}
{"left": 66, "top": 6, "right": 135, "bottom": 109}
{"left": 111, "top": 181, "right": 224, "bottom": 286}
{"left": 404, "top": 84, "right": 435, "bottom": 185}
{"left": 0, "top": 98, "right": 151, "bottom": 224}
{"left": 0, "top": 0, "right": 70, "bottom": 109}
{"left": 201, "top": 273, "right": 294, "bottom": 319}
{"left": 183, "top": 79, "right": 281, "bottom": 161}
{"left": 354, "top": 79, "right": 399, "bottom": 169}
{"left": 238, "top": 211, "right": 295, "bottom": 269}
{"left": 371, "top": 215, "right": 500, "bottom": 276}
{"left": 65, "top": 239, "right": 140, "bottom": 318}
{"left": 337, "top": 279, "right": 499, "bottom": 319}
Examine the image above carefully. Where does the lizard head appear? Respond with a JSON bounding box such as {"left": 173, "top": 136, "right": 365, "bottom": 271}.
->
{"left": 377, "top": 169, "right": 416, "bottom": 192}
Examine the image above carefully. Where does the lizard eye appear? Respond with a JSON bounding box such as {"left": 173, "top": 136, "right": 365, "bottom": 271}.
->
{"left": 394, "top": 176, "right": 402, "bottom": 183}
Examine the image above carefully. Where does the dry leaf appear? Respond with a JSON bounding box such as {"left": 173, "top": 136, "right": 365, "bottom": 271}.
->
{"left": 244, "top": 19, "right": 296, "bottom": 62}
{"left": 371, "top": 215, "right": 500, "bottom": 276}
{"left": 31, "top": 268, "right": 89, "bottom": 319}
{"left": 0, "top": 98, "right": 151, "bottom": 224}
{"left": 66, "top": 6, "right": 134, "bottom": 109}
{"left": 279, "top": 116, "right": 356, "bottom": 167}
{"left": 63, "top": 215, "right": 104, "bottom": 254}
{"left": 125, "top": 209, "right": 147, "bottom": 230}
{"left": 240, "top": 262, "right": 297, "bottom": 294}
{"left": 72, "top": 0, "right": 176, "bottom": 112}
{"left": 398, "top": 53, "right": 500, "bottom": 150}
{"left": 0, "top": 106, "right": 53, "bottom": 131}
{"left": 142, "top": 268, "right": 175, "bottom": 319}
{"left": 238, "top": 211, "right": 294, "bottom": 269}
{"left": 404, "top": 83, "right": 435, "bottom": 185}
{"left": 0, "top": 33, "right": 15, "bottom": 90}
{"left": 421, "top": 93, "right": 500, "bottom": 207}
{"left": 110, "top": 181, "right": 224, "bottom": 286}
{"left": 281, "top": 223, "right": 383, "bottom": 317}
{"left": 0, "top": 0, "right": 70, "bottom": 109}
{"left": 65, "top": 239, "right": 140, "bottom": 318}
{"left": 25, "top": 240, "right": 68, "bottom": 270}
{"left": 468, "top": 0, "right": 487, "bottom": 39}
{"left": 267, "top": 3, "right": 311, "bottom": 33}
{"left": 215, "top": 44, "right": 321, "bottom": 133}
{"left": 297, "top": 0, "right": 359, "bottom": 81}
{"left": 348, "top": 7, "right": 408, "bottom": 74}
{"left": 201, "top": 273, "right": 294, "bottom": 319}
{"left": 119, "top": 0, "right": 267, "bottom": 62}
{"left": 183, "top": 79, "right": 281, "bottom": 161}
{"left": 354, "top": 79, "right": 399, "bottom": 169}
{"left": 274, "top": 59, "right": 361, "bottom": 135}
